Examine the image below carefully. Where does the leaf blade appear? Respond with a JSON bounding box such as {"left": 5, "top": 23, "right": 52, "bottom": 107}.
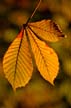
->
{"left": 27, "top": 28, "right": 59, "bottom": 85}
{"left": 3, "top": 28, "right": 33, "bottom": 90}
{"left": 28, "top": 19, "right": 65, "bottom": 42}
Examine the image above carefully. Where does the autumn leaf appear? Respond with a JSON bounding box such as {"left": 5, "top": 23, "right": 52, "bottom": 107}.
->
{"left": 3, "top": 0, "right": 66, "bottom": 90}
{"left": 3, "top": 28, "right": 33, "bottom": 90}
{"left": 28, "top": 20, "right": 65, "bottom": 42}
{"left": 26, "top": 27, "right": 59, "bottom": 85}
{"left": 3, "top": 19, "right": 65, "bottom": 90}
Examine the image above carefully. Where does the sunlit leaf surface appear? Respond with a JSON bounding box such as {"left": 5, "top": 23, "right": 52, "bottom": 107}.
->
{"left": 3, "top": 19, "right": 65, "bottom": 90}
{"left": 27, "top": 28, "right": 59, "bottom": 84}
{"left": 3, "top": 28, "right": 33, "bottom": 90}
{"left": 29, "top": 20, "right": 65, "bottom": 42}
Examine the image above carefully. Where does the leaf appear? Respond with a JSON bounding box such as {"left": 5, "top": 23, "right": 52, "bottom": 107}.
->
{"left": 28, "top": 19, "right": 65, "bottom": 42}
{"left": 26, "top": 28, "right": 59, "bottom": 85}
{"left": 3, "top": 19, "right": 65, "bottom": 90}
{"left": 3, "top": 28, "right": 33, "bottom": 90}
{"left": 3, "top": 0, "right": 66, "bottom": 90}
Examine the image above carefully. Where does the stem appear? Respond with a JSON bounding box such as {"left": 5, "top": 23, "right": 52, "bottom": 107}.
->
{"left": 26, "top": 0, "right": 41, "bottom": 24}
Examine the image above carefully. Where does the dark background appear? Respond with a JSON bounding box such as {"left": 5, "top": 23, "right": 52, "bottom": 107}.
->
{"left": 0, "top": 0, "right": 71, "bottom": 108}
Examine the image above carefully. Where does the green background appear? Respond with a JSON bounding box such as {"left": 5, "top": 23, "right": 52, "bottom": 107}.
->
{"left": 0, "top": 0, "right": 71, "bottom": 108}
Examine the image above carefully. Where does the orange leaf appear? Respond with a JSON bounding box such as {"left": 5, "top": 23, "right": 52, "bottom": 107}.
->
{"left": 3, "top": 0, "right": 66, "bottom": 90}
{"left": 3, "top": 19, "right": 65, "bottom": 90}
{"left": 3, "top": 28, "right": 33, "bottom": 90}
{"left": 28, "top": 19, "right": 65, "bottom": 42}
{"left": 26, "top": 28, "right": 59, "bottom": 85}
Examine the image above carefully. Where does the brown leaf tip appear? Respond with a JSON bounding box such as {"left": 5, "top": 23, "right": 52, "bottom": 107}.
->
{"left": 51, "top": 20, "right": 61, "bottom": 32}
{"left": 50, "top": 20, "right": 66, "bottom": 38}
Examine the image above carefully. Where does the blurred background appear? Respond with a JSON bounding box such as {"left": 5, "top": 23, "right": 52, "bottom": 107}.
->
{"left": 0, "top": 0, "right": 71, "bottom": 108}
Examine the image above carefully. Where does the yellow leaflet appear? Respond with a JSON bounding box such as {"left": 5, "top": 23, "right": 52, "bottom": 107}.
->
{"left": 28, "top": 19, "right": 65, "bottom": 42}
{"left": 27, "top": 28, "right": 59, "bottom": 84}
{"left": 3, "top": 28, "right": 33, "bottom": 90}
{"left": 3, "top": 18, "right": 65, "bottom": 90}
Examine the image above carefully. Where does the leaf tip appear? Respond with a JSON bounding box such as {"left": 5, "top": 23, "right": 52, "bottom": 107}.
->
{"left": 51, "top": 80, "right": 55, "bottom": 86}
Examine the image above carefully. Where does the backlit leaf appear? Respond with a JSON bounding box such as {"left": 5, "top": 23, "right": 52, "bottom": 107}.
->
{"left": 3, "top": 28, "right": 33, "bottom": 90}
{"left": 3, "top": 18, "right": 65, "bottom": 90}
{"left": 26, "top": 28, "right": 59, "bottom": 85}
{"left": 28, "top": 19, "right": 65, "bottom": 42}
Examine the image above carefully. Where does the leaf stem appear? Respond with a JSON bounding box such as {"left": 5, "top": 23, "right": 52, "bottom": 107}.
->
{"left": 26, "top": 0, "right": 41, "bottom": 25}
